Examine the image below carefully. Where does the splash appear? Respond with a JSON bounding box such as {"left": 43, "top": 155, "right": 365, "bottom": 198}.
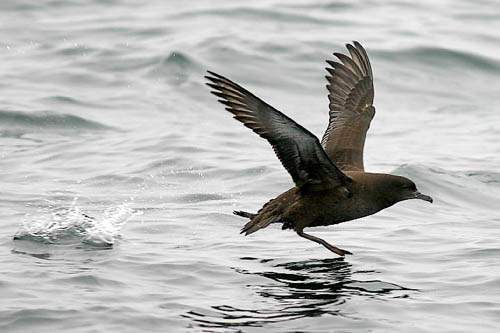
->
{"left": 14, "top": 198, "right": 140, "bottom": 246}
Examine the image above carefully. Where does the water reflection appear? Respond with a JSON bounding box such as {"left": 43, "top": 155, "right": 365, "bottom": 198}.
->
{"left": 183, "top": 257, "right": 415, "bottom": 331}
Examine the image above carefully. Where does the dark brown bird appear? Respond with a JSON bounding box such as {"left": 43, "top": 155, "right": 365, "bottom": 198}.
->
{"left": 206, "top": 41, "right": 433, "bottom": 256}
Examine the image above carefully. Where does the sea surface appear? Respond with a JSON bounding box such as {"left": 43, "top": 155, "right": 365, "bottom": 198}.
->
{"left": 1, "top": 0, "right": 500, "bottom": 332}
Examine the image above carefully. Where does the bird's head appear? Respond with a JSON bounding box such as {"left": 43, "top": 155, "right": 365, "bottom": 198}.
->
{"left": 383, "top": 175, "right": 433, "bottom": 204}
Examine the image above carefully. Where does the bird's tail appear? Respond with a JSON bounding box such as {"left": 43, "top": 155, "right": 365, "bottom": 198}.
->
{"left": 234, "top": 210, "right": 282, "bottom": 235}
{"left": 233, "top": 210, "right": 256, "bottom": 219}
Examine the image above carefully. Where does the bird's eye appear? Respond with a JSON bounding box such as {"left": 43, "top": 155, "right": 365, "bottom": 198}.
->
{"left": 403, "top": 183, "right": 416, "bottom": 191}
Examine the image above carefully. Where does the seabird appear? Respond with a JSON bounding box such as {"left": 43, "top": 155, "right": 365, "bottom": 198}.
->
{"left": 206, "top": 41, "right": 433, "bottom": 256}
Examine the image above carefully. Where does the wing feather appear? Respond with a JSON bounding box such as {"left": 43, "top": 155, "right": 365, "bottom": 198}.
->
{"left": 206, "top": 71, "right": 351, "bottom": 192}
{"left": 322, "top": 42, "right": 375, "bottom": 171}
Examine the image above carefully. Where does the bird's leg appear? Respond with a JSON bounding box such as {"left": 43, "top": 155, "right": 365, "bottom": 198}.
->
{"left": 296, "top": 230, "right": 352, "bottom": 256}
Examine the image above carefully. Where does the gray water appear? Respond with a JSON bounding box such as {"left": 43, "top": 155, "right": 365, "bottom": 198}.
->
{"left": 1, "top": 1, "right": 500, "bottom": 332}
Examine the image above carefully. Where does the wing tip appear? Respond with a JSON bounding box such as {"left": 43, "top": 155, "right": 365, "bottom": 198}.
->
{"left": 206, "top": 69, "right": 219, "bottom": 77}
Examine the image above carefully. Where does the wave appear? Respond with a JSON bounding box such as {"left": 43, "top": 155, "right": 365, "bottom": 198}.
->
{"left": 379, "top": 46, "right": 500, "bottom": 72}
{"left": 173, "top": 6, "right": 333, "bottom": 25}
{"left": 41, "top": 95, "right": 106, "bottom": 109}
{"left": 0, "top": 110, "right": 113, "bottom": 131}
{"left": 392, "top": 164, "right": 500, "bottom": 211}
{"left": 146, "top": 51, "right": 201, "bottom": 86}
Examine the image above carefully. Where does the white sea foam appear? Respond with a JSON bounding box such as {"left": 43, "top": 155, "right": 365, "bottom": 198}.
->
{"left": 14, "top": 198, "right": 140, "bottom": 246}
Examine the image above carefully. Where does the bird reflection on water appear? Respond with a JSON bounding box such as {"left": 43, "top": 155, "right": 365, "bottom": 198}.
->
{"left": 183, "top": 257, "right": 415, "bottom": 331}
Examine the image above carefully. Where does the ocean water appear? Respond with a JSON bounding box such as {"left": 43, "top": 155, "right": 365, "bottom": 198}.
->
{"left": 1, "top": 0, "right": 500, "bottom": 332}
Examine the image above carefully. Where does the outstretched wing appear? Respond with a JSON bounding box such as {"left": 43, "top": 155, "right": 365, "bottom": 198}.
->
{"left": 206, "top": 71, "right": 351, "bottom": 193}
{"left": 322, "top": 41, "right": 375, "bottom": 171}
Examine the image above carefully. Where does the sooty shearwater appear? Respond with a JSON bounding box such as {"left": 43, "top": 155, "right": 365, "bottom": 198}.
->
{"left": 206, "top": 41, "right": 433, "bottom": 256}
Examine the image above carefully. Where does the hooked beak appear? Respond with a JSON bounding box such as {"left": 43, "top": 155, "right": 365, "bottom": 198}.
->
{"left": 414, "top": 191, "right": 433, "bottom": 203}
